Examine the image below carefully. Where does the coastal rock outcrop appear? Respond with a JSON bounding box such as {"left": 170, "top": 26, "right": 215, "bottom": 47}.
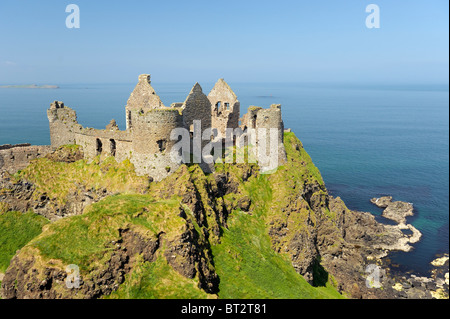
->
{"left": 369, "top": 196, "right": 422, "bottom": 254}
{"left": 370, "top": 196, "right": 414, "bottom": 225}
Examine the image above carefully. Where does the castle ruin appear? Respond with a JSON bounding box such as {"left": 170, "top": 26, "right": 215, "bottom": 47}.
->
{"left": 2, "top": 75, "right": 287, "bottom": 181}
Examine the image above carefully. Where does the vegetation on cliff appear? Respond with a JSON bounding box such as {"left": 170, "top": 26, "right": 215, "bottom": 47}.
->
{"left": 0, "top": 132, "right": 357, "bottom": 299}
{"left": 0, "top": 211, "right": 49, "bottom": 273}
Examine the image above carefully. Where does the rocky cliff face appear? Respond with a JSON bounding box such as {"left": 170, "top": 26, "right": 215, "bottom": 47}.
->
{"left": 0, "top": 133, "right": 443, "bottom": 299}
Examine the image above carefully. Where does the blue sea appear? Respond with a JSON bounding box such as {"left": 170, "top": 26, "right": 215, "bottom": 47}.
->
{"left": 0, "top": 82, "right": 448, "bottom": 276}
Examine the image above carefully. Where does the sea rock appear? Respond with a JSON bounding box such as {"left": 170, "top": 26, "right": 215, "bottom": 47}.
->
{"left": 370, "top": 196, "right": 392, "bottom": 208}
{"left": 370, "top": 196, "right": 414, "bottom": 225}
{"left": 431, "top": 256, "right": 449, "bottom": 267}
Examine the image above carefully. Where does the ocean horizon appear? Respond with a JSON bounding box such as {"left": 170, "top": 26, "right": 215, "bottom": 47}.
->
{"left": 0, "top": 81, "right": 448, "bottom": 276}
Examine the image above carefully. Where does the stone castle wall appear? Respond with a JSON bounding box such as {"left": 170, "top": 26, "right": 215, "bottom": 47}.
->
{"left": 125, "top": 74, "right": 165, "bottom": 130}
{"left": 44, "top": 74, "right": 287, "bottom": 181}
{"left": 208, "top": 79, "right": 240, "bottom": 138}
{"left": 130, "top": 108, "right": 185, "bottom": 181}
{"left": 74, "top": 129, "right": 132, "bottom": 164}
{"left": 0, "top": 144, "right": 52, "bottom": 174}
{"left": 181, "top": 83, "right": 212, "bottom": 149}
{"left": 47, "top": 101, "right": 80, "bottom": 148}
{"left": 241, "top": 104, "right": 287, "bottom": 170}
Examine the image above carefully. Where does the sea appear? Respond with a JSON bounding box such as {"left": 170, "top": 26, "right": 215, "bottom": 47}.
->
{"left": 0, "top": 82, "right": 448, "bottom": 276}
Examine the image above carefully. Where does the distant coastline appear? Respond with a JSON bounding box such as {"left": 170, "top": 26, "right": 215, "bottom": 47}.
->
{"left": 0, "top": 84, "right": 59, "bottom": 89}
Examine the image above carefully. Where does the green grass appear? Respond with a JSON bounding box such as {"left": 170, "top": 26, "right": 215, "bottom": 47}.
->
{"left": 0, "top": 211, "right": 49, "bottom": 273}
{"left": 2, "top": 132, "right": 346, "bottom": 299}
{"left": 211, "top": 170, "right": 342, "bottom": 299}
{"left": 19, "top": 193, "right": 209, "bottom": 299}
{"left": 15, "top": 156, "right": 150, "bottom": 206}
{"left": 212, "top": 210, "right": 342, "bottom": 299}
{"left": 30, "top": 194, "right": 184, "bottom": 272}
{"left": 283, "top": 132, "right": 325, "bottom": 187}
{"left": 106, "top": 254, "right": 214, "bottom": 299}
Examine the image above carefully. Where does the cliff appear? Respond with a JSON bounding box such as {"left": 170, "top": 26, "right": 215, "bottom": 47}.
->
{"left": 0, "top": 133, "right": 443, "bottom": 299}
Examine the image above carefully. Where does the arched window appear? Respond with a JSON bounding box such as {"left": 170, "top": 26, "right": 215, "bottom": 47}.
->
{"left": 216, "top": 102, "right": 222, "bottom": 115}
{"left": 96, "top": 138, "right": 103, "bottom": 156}
{"left": 110, "top": 139, "right": 116, "bottom": 157}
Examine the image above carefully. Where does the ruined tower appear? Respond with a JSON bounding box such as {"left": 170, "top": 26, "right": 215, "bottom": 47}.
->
{"left": 241, "top": 104, "right": 287, "bottom": 171}
{"left": 130, "top": 107, "right": 185, "bottom": 179}
{"left": 47, "top": 101, "right": 80, "bottom": 147}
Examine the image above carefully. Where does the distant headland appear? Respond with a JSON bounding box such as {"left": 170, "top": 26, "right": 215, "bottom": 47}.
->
{"left": 0, "top": 84, "right": 59, "bottom": 89}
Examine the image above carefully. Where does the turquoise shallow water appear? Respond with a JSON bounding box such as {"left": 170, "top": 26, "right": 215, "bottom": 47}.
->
{"left": 0, "top": 82, "right": 448, "bottom": 275}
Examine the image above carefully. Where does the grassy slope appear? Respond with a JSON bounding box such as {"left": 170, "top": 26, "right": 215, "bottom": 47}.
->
{"left": 208, "top": 132, "right": 342, "bottom": 299}
{"left": 212, "top": 211, "right": 342, "bottom": 299}
{"left": 23, "top": 193, "right": 212, "bottom": 299}
{"left": 15, "top": 154, "right": 150, "bottom": 206}
{"left": 1, "top": 134, "right": 345, "bottom": 299}
{"left": 106, "top": 255, "right": 213, "bottom": 299}
{"left": 0, "top": 211, "right": 49, "bottom": 274}
{"left": 0, "top": 211, "right": 48, "bottom": 299}
{"left": 211, "top": 170, "right": 342, "bottom": 299}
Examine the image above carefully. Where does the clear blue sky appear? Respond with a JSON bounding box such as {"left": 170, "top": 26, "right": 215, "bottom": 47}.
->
{"left": 0, "top": 0, "right": 448, "bottom": 84}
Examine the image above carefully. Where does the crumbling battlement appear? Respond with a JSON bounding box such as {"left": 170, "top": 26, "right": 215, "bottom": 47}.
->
{"left": 46, "top": 74, "right": 287, "bottom": 181}
{"left": 47, "top": 101, "right": 80, "bottom": 147}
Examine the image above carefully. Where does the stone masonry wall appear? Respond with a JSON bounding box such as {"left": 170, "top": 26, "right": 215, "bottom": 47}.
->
{"left": 74, "top": 130, "right": 132, "bottom": 164}
{"left": 182, "top": 83, "right": 212, "bottom": 149}
{"left": 47, "top": 101, "right": 81, "bottom": 148}
{"left": 130, "top": 108, "right": 186, "bottom": 181}
{"left": 125, "top": 74, "right": 165, "bottom": 130}
{"left": 0, "top": 144, "right": 52, "bottom": 174}
{"left": 208, "top": 79, "right": 240, "bottom": 138}
{"left": 241, "top": 104, "right": 287, "bottom": 171}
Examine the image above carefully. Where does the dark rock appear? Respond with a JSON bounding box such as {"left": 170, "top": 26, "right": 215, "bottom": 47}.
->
{"left": 237, "top": 196, "right": 251, "bottom": 211}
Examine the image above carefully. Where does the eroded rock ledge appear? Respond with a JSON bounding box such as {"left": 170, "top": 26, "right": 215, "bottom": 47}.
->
{"left": 366, "top": 196, "right": 448, "bottom": 299}
{"left": 371, "top": 196, "right": 414, "bottom": 224}
{"left": 370, "top": 196, "right": 422, "bottom": 255}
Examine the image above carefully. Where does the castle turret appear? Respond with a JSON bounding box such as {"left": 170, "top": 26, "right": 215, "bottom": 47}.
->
{"left": 242, "top": 104, "right": 287, "bottom": 172}
{"left": 130, "top": 108, "right": 186, "bottom": 181}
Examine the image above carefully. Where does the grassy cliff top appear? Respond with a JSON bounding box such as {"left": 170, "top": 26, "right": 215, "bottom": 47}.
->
{"left": 1, "top": 132, "right": 344, "bottom": 299}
